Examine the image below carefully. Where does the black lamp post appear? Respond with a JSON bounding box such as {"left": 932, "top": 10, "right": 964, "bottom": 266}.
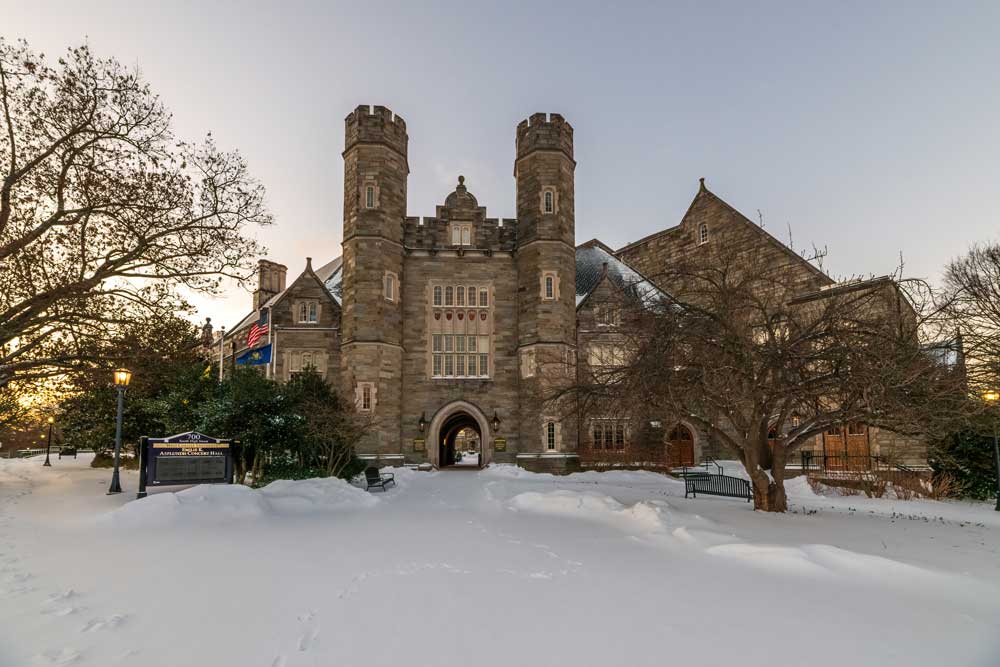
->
{"left": 984, "top": 390, "right": 1000, "bottom": 512}
{"left": 42, "top": 416, "right": 54, "bottom": 467}
{"left": 108, "top": 368, "right": 132, "bottom": 495}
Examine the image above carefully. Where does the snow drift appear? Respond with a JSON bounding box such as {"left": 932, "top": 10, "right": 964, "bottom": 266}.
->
{"left": 507, "top": 489, "right": 669, "bottom": 534}
{"left": 105, "top": 476, "right": 379, "bottom": 527}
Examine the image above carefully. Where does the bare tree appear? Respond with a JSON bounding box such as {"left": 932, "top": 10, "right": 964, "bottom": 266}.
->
{"left": 943, "top": 243, "right": 1000, "bottom": 392}
{"left": 0, "top": 39, "right": 271, "bottom": 389}
{"left": 563, "top": 227, "right": 965, "bottom": 511}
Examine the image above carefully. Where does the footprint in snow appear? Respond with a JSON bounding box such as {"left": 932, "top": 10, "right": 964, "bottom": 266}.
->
{"left": 79, "top": 614, "right": 127, "bottom": 633}
{"left": 6, "top": 583, "right": 37, "bottom": 596}
{"left": 46, "top": 589, "right": 77, "bottom": 602}
{"left": 271, "top": 656, "right": 287, "bottom": 667}
{"left": 32, "top": 647, "right": 81, "bottom": 665}
{"left": 298, "top": 629, "right": 318, "bottom": 651}
{"left": 41, "top": 605, "right": 82, "bottom": 617}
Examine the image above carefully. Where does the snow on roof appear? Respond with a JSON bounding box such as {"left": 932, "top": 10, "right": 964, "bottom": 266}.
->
{"left": 575, "top": 242, "right": 668, "bottom": 308}
{"left": 315, "top": 256, "right": 343, "bottom": 305}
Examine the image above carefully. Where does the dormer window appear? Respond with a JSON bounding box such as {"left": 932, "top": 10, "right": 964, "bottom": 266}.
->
{"left": 698, "top": 223, "right": 709, "bottom": 245}
{"left": 298, "top": 300, "right": 319, "bottom": 323}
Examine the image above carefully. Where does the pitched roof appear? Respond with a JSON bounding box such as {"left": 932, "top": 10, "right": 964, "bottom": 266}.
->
{"left": 575, "top": 241, "right": 668, "bottom": 308}
{"left": 225, "top": 256, "right": 344, "bottom": 339}
{"left": 617, "top": 180, "right": 832, "bottom": 286}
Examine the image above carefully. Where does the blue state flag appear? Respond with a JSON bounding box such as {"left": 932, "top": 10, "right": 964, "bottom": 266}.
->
{"left": 236, "top": 343, "right": 272, "bottom": 366}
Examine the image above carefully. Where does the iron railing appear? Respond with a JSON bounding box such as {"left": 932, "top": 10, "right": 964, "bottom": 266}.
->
{"left": 799, "top": 451, "right": 916, "bottom": 474}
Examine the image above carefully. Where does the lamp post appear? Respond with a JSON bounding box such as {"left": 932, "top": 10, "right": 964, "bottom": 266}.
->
{"left": 108, "top": 368, "right": 132, "bottom": 495}
{"left": 42, "top": 416, "right": 55, "bottom": 467}
{"left": 984, "top": 390, "right": 1000, "bottom": 512}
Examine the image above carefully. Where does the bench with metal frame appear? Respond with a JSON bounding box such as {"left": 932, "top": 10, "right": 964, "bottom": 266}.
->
{"left": 684, "top": 472, "right": 752, "bottom": 502}
{"left": 364, "top": 467, "right": 396, "bottom": 492}
{"left": 58, "top": 447, "right": 78, "bottom": 459}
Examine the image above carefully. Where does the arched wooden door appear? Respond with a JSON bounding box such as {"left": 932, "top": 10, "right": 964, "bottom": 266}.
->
{"left": 667, "top": 424, "right": 695, "bottom": 467}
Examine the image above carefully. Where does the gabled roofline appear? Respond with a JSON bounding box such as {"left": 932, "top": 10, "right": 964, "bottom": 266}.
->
{"left": 577, "top": 238, "right": 616, "bottom": 254}
{"left": 616, "top": 179, "right": 832, "bottom": 285}
{"left": 223, "top": 256, "right": 341, "bottom": 342}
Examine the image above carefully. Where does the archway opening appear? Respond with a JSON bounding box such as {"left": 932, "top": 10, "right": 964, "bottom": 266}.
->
{"left": 439, "top": 412, "right": 482, "bottom": 469}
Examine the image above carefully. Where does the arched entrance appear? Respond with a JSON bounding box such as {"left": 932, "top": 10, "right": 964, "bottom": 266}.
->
{"left": 666, "top": 423, "right": 695, "bottom": 467}
{"left": 427, "top": 401, "right": 493, "bottom": 469}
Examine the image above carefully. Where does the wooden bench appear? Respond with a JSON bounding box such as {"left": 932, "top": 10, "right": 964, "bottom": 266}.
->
{"left": 364, "top": 467, "right": 396, "bottom": 492}
{"left": 58, "top": 447, "right": 78, "bottom": 459}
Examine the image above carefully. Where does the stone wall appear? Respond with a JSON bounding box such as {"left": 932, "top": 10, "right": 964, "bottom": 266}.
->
{"left": 399, "top": 250, "right": 521, "bottom": 463}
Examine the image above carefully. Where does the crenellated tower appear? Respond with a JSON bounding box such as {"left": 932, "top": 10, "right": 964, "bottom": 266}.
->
{"left": 341, "top": 105, "right": 408, "bottom": 454}
{"left": 514, "top": 113, "right": 578, "bottom": 457}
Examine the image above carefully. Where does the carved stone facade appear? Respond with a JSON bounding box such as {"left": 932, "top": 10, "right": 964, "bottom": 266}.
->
{"left": 220, "top": 105, "right": 931, "bottom": 472}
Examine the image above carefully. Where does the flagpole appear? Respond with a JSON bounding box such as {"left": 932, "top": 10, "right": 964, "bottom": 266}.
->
{"left": 266, "top": 305, "right": 273, "bottom": 379}
{"left": 271, "top": 327, "right": 278, "bottom": 379}
{"left": 218, "top": 326, "right": 226, "bottom": 382}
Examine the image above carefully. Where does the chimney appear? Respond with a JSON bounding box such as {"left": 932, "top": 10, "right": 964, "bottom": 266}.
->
{"left": 253, "top": 259, "right": 287, "bottom": 310}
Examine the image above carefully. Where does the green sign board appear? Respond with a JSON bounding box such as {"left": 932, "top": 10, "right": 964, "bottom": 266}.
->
{"left": 413, "top": 438, "right": 426, "bottom": 452}
{"left": 494, "top": 437, "right": 507, "bottom": 452}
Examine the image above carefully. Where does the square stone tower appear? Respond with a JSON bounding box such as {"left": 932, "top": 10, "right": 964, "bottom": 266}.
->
{"left": 340, "top": 105, "right": 408, "bottom": 456}
{"left": 514, "top": 113, "right": 578, "bottom": 462}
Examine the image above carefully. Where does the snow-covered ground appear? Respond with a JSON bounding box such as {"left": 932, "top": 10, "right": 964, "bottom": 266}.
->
{"left": 1, "top": 455, "right": 998, "bottom": 667}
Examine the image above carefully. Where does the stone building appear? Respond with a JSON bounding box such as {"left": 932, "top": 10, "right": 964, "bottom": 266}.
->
{"left": 222, "top": 104, "right": 935, "bottom": 472}
{"left": 224, "top": 107, "right": 578, "bottom": 472}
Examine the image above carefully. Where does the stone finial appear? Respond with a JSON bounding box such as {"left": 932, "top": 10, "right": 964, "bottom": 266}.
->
{"left": 200, "top": 318, "right": 214, "bottom": 348}
{"left": 699, "top": 177, "right": 707, "bottom": 192}
{"left": 601, "top": 261, "right": 609, "bottom": 277}
{"left": 458, "top": 175, "right": 465, "bottom": 186}
{"left": 305, "top": 257, "right": 313, "bottom": 270}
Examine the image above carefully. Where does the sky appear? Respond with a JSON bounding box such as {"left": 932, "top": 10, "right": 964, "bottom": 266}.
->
{"left": 5, "top": 0, "right": 1000, "bottom": 329}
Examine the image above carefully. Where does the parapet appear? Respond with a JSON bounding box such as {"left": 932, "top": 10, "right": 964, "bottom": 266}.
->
{"left": 345, "top": 104, "right": 408, "bottom": 157}
{"left": 516, "top": 112, "right": 573, "bottom": 160}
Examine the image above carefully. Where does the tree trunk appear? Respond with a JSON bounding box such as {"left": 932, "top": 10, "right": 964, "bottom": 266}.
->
{"left": 746, "top": 438, "right": 788, "bottom": 512}
{"left": 251, "top": 449, "right": 265, "bottom": 485}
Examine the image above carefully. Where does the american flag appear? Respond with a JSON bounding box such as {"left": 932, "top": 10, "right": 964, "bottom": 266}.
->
{"left": 246, "top": 310, "right": 269, "bottom": 349}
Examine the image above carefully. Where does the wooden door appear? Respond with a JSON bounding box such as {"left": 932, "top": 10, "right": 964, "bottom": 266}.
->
{"left": 667, "top": 425, "right": 694, "bottom": 467}
{"left": 823, "top": 428, "right": 847, "bottom": 469}
{"left": 845, "top": 423, "right": 870, "bottom": 470}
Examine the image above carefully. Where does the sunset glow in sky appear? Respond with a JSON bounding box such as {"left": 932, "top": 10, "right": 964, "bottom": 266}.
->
{"left": 7, "top": 1, "right": 999, "bottom": 327}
